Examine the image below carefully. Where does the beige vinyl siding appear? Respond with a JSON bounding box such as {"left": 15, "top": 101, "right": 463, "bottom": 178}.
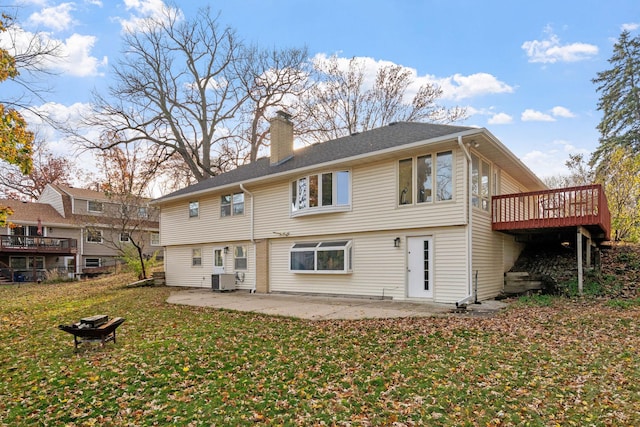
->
{"left": 471, "top": 209, "right": 505, "bottom": 300}
{"left": 269, "top": 226, "right": 468, "bottom": 303}
{"left": 250, "top": 148, "right": 466, "bottom": 241}
{"left": 165, "top": 245, "right": 212, "bottom": 288}
{"left": 501, "top": 170, "right": 527, "bottom": 195}
{"left": 160, "top": 146, "right": 467, "bottom": 248}
{"left": 502, "top": 234, "right": 525, "bottom": 273}
{"left": 164, "top": 243, "right": 255, "bottom": 290}
{"left": 430, "top": 227, "right": 468, "bottom": 303}
{"left": 38, "top": 187, "right": 65, "bottom": 216}
{"left": 160, "top": 194, "right": 252, "bottom": 246}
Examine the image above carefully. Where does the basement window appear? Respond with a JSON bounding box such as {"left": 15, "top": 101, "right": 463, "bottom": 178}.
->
{"left": 290, "top": 240, "right": 352, "bottom": 274}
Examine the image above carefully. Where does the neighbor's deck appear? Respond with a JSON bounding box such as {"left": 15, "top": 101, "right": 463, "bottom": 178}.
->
{"left": 492, "top": 184, "right": 611, "bottom": 241}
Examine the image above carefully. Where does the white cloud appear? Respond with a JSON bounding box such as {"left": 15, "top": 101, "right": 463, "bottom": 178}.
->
{"left": 521, "top": 109, "right": 555, "bottom": 122}
{"left": 28, "top": 3, "right": 76, "bottom": 32}
{"left": 119, "top": 0, "right": 182, "bottom": 33}
{"left": 551, "top": 106, "right": 576, "bottom": 118}
{"left": 311, "top": 54, "right": 514, "bottom": 102}
{"left": 55, "top": 33, "right": 108, "bottom": 76}
{"left": 488, "top": 113, "right": 513, "bottom": 125}
{"left": 428, "top": 72, "right": 514, "bottom": 101}
{"left": 522, "top": 26, "right": 598, "bottom": 63}
{"left": 521, "top": 140, "right": 591, "bottom": 178}
{"left": 621, "top": 23, "right": 639, "bottom": 31}
{"left": 1, "top": 25, "right": 107, "bottom": 77}
{"left": 553, "top": 139, "right": 590, "bottom": 155}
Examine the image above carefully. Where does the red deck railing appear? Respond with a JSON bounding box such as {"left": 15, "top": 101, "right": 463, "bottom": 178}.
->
{"left": 0, "top": 235, "right": 78, "bottom": 254}
{"left": 492, "top": 184, "right": 611, "bottom": 240}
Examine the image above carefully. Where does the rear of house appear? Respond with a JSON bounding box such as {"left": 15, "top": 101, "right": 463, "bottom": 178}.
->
{"left": 155, "top": 115, "right": 551, "bottom": 304}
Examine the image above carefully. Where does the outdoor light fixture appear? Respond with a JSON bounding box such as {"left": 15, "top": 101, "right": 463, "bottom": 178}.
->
{"left": 394, "top": 237, "right": 401, "bottom": 248}
{"left": 224, "top": 246, "right": 229, "bottom": 254}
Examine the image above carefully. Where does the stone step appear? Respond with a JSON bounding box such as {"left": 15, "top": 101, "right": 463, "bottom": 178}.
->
{"left": 504, "top": 280, "right": 543, "bottom": 294}
{"left": 505, "top": 271, "right": 530, "bottom": 278}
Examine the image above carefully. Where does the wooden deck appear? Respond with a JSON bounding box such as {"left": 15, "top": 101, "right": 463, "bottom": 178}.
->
{"left": 492, "top": 184, "right": 611, "bottom": 241}
{"left": 0, "top": 235, "right": 77, "bottom": 254}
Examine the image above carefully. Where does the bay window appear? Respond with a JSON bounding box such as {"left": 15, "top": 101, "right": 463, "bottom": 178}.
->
{"left": 291, "top": 171, "right": 350, "bottom": 214}
{"left": 290, "top": 241, "right": 352, "bottom": 273}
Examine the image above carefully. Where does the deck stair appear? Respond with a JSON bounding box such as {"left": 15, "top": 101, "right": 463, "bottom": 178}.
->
{"left": 504, "top": 271, "right": 543, "bottom": 294}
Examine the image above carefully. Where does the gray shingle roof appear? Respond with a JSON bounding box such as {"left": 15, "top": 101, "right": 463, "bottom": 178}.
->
{"left": 155, "top": 122, "right": 475, "bottom": 202}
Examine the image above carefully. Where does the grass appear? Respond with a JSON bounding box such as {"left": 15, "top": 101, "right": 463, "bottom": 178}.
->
{"left": 1, "top": 274, "right": 639, "bottom": 426}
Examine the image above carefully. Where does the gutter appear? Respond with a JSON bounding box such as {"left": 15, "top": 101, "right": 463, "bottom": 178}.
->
{"left": 152, "top": 128, "right": 486, "bottom": 205}
{"left": 456, "top": 136, "right": 476, "bottom": 307}
{"left": 239, "top": 183, "right": 256, "bottom": 293}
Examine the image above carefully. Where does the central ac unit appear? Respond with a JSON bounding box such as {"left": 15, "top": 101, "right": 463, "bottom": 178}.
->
{"left": 211, "top": 273, "right": 236, "bottom": 291}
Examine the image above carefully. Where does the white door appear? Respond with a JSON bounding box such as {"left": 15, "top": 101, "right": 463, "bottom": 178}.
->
{"left": 407, "top": 236, "right": 433, "bottom": 298}
{"left": 213, "top": 248, "right": 225, "bottom": 274}
{"left": 64, "top": 256, "right": 75, "bottom": 279}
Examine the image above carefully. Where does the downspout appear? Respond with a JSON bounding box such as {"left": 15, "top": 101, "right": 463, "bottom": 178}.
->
{"left": 239, "top": 183, "right": 256, "bottom": 293}
{"left": 456, "top": 136, "right": 475, "bottom": 307}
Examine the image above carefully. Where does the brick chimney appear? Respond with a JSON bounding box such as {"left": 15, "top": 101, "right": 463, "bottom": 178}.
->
{"left": 269, "top": 110, "right": 294, "bottom": 166}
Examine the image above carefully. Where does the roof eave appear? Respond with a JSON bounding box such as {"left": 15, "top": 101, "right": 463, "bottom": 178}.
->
{"left": 152, "top": 128, "right": 482, "bottom": 206}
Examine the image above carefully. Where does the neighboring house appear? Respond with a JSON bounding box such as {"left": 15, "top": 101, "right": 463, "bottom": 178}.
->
{"left": 153, "top": 112, "right": 610, "bottom": 304}
{"left": 0, "top": 184, "right": 161, "bottom": 283}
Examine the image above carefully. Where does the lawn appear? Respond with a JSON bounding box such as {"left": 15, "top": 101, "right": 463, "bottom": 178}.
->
{"left": 1, "top": 274, "right": 639, "bottom": 426}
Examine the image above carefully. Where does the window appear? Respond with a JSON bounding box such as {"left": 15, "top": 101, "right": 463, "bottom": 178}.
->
{"left": 290, "top": 241, "right": 352, "bottom": 273}
{"left": 86, "top": 229, "right": 103, "bottom": 243}
{"left": 10, "top": 256, "right": 44, "bottom": 269}
{"left": 138, "top": 207, "right": 148, "bottom": 218}
{"left": 399, "top": 159, "right": 413, "bottom": 205}
{"left": 189, "top": 201, "right": 199, "bottom": 218}
{"left": 234, "top": 246, "right": 247, "bottom": 270}
{"left": 10, "top": 225, "right": 39, "bottom": 236}
{"left": 221, "top": 193, "right": 244, "bottom": 217}
{"left": 88, "top": 200, "right": 103, "bottom": 212}
{"left": 150, "top": 232, "right": 160, "bottom": 246}
{"left": 85, "top": 258, "right": 101, "bottom": 268}
{"left": 398, "top": 151, "right": 454, "bottom": 206}
{"left": 120, "top": 232, "right": 130, "bottom": 242}
{"left": 436, "top": 151, "right": 453, "bottom": 201}
{"left": 417, "top": 154, "right": 433, "bottom": 203}
{"left": 192, "top": 248, "right": 202, "bottom": 266}
{"left": 291, "top": 171, "right": 350, "bottom": 214}
{"left": 471, "top": 153, "right": 491, "bottom": 211}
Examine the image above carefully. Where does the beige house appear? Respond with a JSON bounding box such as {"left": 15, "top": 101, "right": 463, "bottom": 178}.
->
{"left": 154, "top": 113, "right": 610, "bottom": 304}
{"left": 0, "top": 184, "right": 161, "bottom": 283}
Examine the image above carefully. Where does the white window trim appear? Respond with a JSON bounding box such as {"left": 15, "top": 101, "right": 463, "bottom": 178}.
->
{"left": 289, "top": 240, "right": 353, "bottom": 274}
{"left": 398, "top": 150, "right": 456, "bottom": 207}
{"left": 119, "top": 232, "right": 130, "bottom": 243}
{"left": 220, "top": 193, "right": 245, "bottom": 218}
{"left": 189, "top": 201, "right": 199, "bottom": 218}
{"left": 234, "top": 245, "right": 248, "bottom": 270}
{"left": 86, "top": 229, "right": 103, "bottom": 243}
{"left": 290, "top": 170, "right": 352, "bottom": 217}
{"left": 88, "top": 200, "right": 104, "bottom": 213}
{"left": 85, "top": 258, "right": 101, "bottom": 268}
{"left": 192, "top": 248, "right": 202, "bottom": 267}
{"left": 150, "top": 232, "right": 160, "bottom": 246}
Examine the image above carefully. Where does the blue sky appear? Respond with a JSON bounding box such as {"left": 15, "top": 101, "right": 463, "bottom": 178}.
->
{"left": 3, "top": 0, "right": 640, "bottom": 182}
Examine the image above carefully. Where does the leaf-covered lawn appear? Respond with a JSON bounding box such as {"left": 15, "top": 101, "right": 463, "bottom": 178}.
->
{"left": 1, "top": 275, "right": 639, "bottom": 426}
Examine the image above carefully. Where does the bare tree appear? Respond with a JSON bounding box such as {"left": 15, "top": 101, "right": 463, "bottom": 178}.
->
{"left": 544, "top": 153, "right": 595, "bottom": 189}
{"left": 84, "top": 143, "right": 161, "bottom": 278}
{"left": 69, "top": 5, "right": 308, "bottom": 183}
{"left": 235, "top": 45, "right": 309, "bottom": 162}
{"left": 0, "top": 134, "right": 76, "bottom": 200}
{"left": 292, "top": 55, "right": 467, "bottom": 143}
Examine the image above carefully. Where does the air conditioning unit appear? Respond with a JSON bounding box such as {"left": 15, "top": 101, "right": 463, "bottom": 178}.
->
{"left": 211, "top": 274, "right": 236, "bottom": 292}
